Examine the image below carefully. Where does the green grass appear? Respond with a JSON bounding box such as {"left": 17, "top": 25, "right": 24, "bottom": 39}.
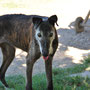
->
{"left": 0, "top": 75, "right": 26, "bottom": 90}
{"left": 0, "top": 0, "right": 27, "bottom": 9}
{"left": 0, "top": 58, "right": 90, "bottom": 90}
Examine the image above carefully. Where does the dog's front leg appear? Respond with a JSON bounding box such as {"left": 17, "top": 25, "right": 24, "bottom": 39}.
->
{"left": 26, "top": 49, "right": 41, "bottom": 90}
{"left": 26, "top": 55, "right": 35, "bottom": 90}
{"left": 45, "top": 56, "right": 53, "bottom": 90}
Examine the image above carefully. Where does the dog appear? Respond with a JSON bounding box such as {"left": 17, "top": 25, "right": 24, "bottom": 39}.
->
{"left": 0, "top": 14, "right": 58, "bottom": 90}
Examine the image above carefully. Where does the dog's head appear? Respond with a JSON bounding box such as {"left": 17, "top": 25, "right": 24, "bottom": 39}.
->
{"left": 32, "top": 15, "right": 58, "bottom": 60}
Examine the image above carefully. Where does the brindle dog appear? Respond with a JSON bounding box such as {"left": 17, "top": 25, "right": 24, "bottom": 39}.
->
{"left": 0, "top": 14, "right": 58, "bottom": 90}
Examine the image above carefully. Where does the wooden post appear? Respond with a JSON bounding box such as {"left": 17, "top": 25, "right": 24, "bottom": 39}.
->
{"left": 83, "top": 10, "right": 90, "bottom": 24}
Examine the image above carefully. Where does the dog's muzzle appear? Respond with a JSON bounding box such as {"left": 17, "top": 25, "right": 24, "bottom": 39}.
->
{"left": 42, "top": 51, "right": 49, "bottom": 61}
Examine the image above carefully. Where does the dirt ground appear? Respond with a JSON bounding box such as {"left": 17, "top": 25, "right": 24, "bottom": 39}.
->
{"left": 0, "top": 0, "right": 90, "bottom": 77}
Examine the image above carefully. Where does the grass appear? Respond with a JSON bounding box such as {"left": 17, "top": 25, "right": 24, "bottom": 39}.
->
{"left": 0, "top": 58, "right": 90, "bottom": 90}
{"left": 0, "top": 0, "right": 52, "bottom": 9}
{"left": 0, "top": 1, "right": 26, "bottom": 9}
{"left": 0, "top": 75, "right": 26, "bottom": 90}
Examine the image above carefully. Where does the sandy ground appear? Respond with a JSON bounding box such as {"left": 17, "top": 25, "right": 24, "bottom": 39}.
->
{"left": 0, "top": 0, "right": 90, "bottom": 77}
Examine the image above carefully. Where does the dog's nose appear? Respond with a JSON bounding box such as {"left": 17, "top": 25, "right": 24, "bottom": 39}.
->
{"left": 42, "top": 51, "right": 48, "bottom": 57}
{"left": 43, "top": 54, "right": 48, "bottom": 57}
{"left": 42, "top": 51, "right": 49, "bottom": 60}
{"left": 43, "top": 53, "right": 48, "bottom": 57}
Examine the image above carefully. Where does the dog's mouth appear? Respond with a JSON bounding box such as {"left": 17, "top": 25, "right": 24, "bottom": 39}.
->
{"left": 43, "top": 56, "right": 49, "bottom": 61}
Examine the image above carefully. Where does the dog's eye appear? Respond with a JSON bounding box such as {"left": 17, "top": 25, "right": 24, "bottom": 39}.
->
{"left": 49, "top": 33, "right": 53, "bottom": 37}
{"left": 38, "top": 33, "right": 41, "bottom": 37}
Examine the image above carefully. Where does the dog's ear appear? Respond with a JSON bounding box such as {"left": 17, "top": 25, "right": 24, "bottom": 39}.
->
{"left": 48, "top": 15, "right": 58, "bottom": 26}
{"left": 32, "top": 17, "right": 42, "bottom": 28}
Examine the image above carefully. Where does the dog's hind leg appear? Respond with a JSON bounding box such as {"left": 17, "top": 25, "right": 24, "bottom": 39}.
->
{"left": 0, "top": 43, "right": 15, "bottom": 87}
